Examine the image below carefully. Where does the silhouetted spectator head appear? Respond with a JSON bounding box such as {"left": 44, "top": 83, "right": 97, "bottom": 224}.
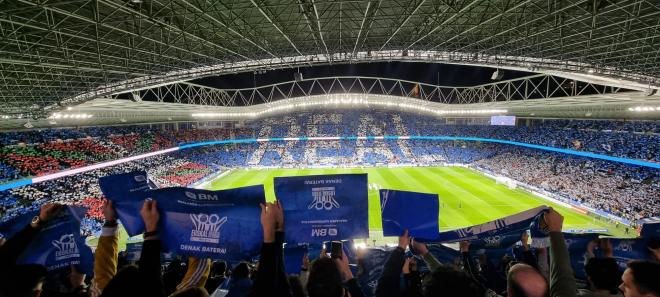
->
{"left": 619, "top": 261, "right": 660, "bottom": 297}
{"left": 210, "top": 260, "right": 227, "bottom": 277}
{"left": 232, "top": 262, "right": 250, "bottom": 280}
{"left": 507, "top": 263, "right": 548, "bottom": 297}
{"left": 584, "top": 258, "right": 621, "bottom": 294}
{"left": 0, "top": 264, "right": 47, "bottom": 297}
{"left": 307, "top": 257, "right": 343, "bottom": 297}
{"left": 100, "top": 265, "right": 141, "bottom": 297}
{"left": 288, "top": 275, "right": 306, "bottom": 297}
{"left": 423, "top": 265, "right": 483, "bottom": 297}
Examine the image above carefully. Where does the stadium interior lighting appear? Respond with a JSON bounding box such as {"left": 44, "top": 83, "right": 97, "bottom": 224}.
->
{"left": 192, "top": 95, "right": 507, "bottom": 119}
{"left": 49, "top": 113, "right": 93, "bottom": 119}
{"left": 628, "top": 106, "right": 660, "bottom": 112}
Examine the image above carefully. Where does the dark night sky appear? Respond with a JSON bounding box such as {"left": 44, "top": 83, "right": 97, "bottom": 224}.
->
{"left": 190, "top": 62, "right": 533, "bottom": 89}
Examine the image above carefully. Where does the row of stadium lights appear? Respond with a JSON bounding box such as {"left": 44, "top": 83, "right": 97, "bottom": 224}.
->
{"left": 48, "top": 113, "right": 94, "bottom": 119}
{"left": 192, "top": 98, "right": 507, "bottom": 118}
{"left": 628, "top": 106, "right": 660, "bottom": 112}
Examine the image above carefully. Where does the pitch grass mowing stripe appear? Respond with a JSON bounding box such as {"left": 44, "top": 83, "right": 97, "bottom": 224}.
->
{"left": 413, "top": 167, "right": 493, "bottom": 226}
{"left": 207, "top": 166, "right": 629, "bottom": 238}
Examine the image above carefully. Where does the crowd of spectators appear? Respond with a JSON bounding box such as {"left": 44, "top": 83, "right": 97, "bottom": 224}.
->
{"left": 0, "top": 154, "right": 213, "bottom": 236}
{"left": 0, "top": 109, "right": 658, "bottom": 235}
{"left": 475, "top": 148, "right": 659, "bottom": 222}
{"left": 1, "top": 200, "right": 659, "bottom": 297}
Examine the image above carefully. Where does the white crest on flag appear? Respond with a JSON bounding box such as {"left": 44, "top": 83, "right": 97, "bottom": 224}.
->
{"left": 308, "top": 187, "right": 340, "bottom": 210}
{"left": 482, "top": 235, "right": 503, "bottom": 247}
{"left": 52, "top": 234, "right": 80, "bottom": 261}
{"left": 134, "top": 175, "right": 146, "bottom": 182}
{"left": 614, "top": 240, "right": 634, "bottom": 252}
{"left": 190, "top": 213, "right": 227, "bottom": 244}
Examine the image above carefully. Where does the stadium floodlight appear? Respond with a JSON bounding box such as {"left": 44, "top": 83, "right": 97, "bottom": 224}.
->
{"left": 50, "top": 112, "right": 92, "bottom": 119}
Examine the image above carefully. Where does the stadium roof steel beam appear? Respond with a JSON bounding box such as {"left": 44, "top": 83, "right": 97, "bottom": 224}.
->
{"left": 249, "top": 0, "right": 304, "bottom": 57}
{"left": 378, "top": 0, "right": 426, "bottom": 51}
{"left": 174, "top": 0, "right": 280, "bottom": 59}
{"left": 297, "top": 0, "right": 329, "bottom": 57}
{"left": 109, "top": 75, "right": 631, "bottom": 106}
{"left": 1, "top": 0, "right": 659, "bottom": 116}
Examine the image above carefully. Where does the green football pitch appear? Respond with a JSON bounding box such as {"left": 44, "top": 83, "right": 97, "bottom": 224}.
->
{"left": 206, "top": 166, "right": 629, "bottom": 241}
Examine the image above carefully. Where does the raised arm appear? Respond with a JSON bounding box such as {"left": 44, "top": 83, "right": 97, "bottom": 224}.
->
{"left": 545, "top": 209, "right": 577, "bottom": 297}
{"left": 375, "top": 230, "right": 409, "bottom": 297}
{"left": 0, "top": 204, "right": 62, "bottom": 268}
{"left": 520, "top": 231, "right": 539, "bottom": 270}
{"left": 90, "top": 201, "right": 121, "bottom": 297}
{"left": 138, "top": 199, "right": 165, "bottom": 297}
{"left": 249, "top": 201, "right": 293, "bottom": 297}
{"left": 411, "top": 239, "right": 440, "bottom": 272}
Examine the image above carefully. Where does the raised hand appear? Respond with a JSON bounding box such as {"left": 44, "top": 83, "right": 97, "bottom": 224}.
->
{"left": 103, "top": 200, "right": 117, "bottom": 224}
{"left": 140, "top": 199, "right": 159, "bottom": 233}
{"left": 399, "top": 229, "right": 410, "bottom": 250}
{"left": 302, "top": 253, "right": 310, "bottom": 271}
{"left": 586, "top": 239, "right": 598, "bottom": 258}
{"left": 39, "top": 203, "right": 63, "bottom": 222}
{"left": 460, "top": 240, "right": 470, "bottom": 253}
{"left": 319, "top": 246, "right": 329, "bottom": 259}
{"left": 260, "top": 202, "right": 279, "bottom": 243}
{"left": 599, "top": 238, "right": 613, "bottom": 258}
{"left": 334, "top": 252, "right": 353, "bottom": 282}
{"left": 410, "top": 238, "right": 429, "bottom": 256}
{"left": 274, "top": 200, "right": 284, "bottom": 232}
{"left": 543, "top": 208, "right": 564, "bottom": 232}
{"left": 521, "top": 231, "right": 530, "bottom": 250}
{"left": 402, "top": 257, "right": 412, "bottom": 274}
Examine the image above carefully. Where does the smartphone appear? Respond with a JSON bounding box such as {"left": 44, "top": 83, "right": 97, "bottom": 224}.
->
{"left": 331, "top": 241, "right": 343, "bottom": 259}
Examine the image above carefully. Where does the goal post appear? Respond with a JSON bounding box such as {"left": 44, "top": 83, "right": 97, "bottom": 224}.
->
{"left": 495, "top": 175, "right": 518, "bottom": 190}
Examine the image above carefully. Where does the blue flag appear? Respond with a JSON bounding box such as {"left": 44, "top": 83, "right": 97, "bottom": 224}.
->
{"left": 358, "top": 248, "right": 392, "bottom": 297}
{"left": 284, "top": 245, "right": 308, "bottom": 274}
{"left": 99, "top": 171, "right": 153, "bottom": 236}
{"left": 426, "top": 244, "right": 461, "bottom": 268}
{"left": 379, "top": 189, "right": 439, "bottom": 240}
{"left": 609, "top": 238, "right": 654, "bottom": 271}
{"left": 563, "top": 233, "right": 600, "bottom": 280}
{"left": 0, "top": 206, "right": 94, "bottom": 274}
{"left": 469, "top": 230, "right": 524, "bottom": 249}
{"left": 639, "top": 221, "right": 660, "bottom": 238}
{"left": 150, "top": 186, "right": 265, "bottom": 260}
{"left": 275, "top": 174, "right": 369, "bottom": 244}
{"left": 0, "top": 210, "right": 35, "bottom": 239}
{"left": 437, "top": 206, "right": 548, "bottom": 243}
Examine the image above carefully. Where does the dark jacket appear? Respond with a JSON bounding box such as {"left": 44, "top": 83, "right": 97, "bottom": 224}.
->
{"left": 226, "top": 278, "right": 253, "bottom": 297}
{"left": 248, "top": 232, "right": 293, "bottom": 297}
{"left": 0, "top": 224, "right": 45, "bottom": 296}
{"left": 375, "top": 247, "right": 406, "bottom": 297}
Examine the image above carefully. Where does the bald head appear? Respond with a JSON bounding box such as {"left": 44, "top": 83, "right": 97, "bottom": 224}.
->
{"left": 507, "top": 264, "right": 548, "bottom": 297}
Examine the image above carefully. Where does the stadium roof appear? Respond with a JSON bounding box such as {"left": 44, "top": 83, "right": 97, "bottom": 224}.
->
{"left": 1, "top": 0, "right": 660, "bottom": 117}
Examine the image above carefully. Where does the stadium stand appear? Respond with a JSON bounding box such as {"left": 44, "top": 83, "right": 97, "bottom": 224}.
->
{"left": 1, "top": 111, "right": 658, "bottom": 231}
{"left": 0, "top": 111, "right": 657, "bottom": 297}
